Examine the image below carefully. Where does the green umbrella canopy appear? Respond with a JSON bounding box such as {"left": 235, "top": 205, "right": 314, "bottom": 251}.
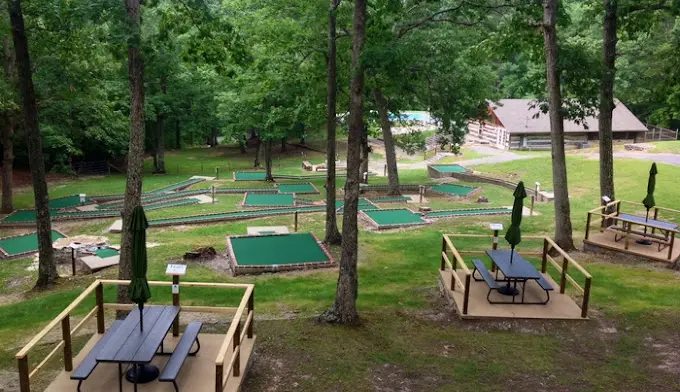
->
{"left": 642, "top": 163, "right": 658, "bottom": 211}
{"left": 128, "top": 206, "right": 151, "bottom": 306}
{"left": 505, "top": 181, "right": 527, "bottom": 247}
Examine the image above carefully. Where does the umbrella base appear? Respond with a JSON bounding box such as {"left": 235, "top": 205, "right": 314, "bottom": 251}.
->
{"left": 636, "top": 239, "right": 653, "bottom": 246}
{"left": 498, "top": 284, "right": 519, "bottom": 296}
{"left": 126, "top": 364, "right": 159, "bottom": 384}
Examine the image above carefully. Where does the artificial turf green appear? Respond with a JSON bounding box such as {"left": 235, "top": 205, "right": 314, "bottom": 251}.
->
{"left": 94, "top": 248, "right": 119, "bottom": 258}
{"left": 49, "top": 195, "right": 92, "bottom": 209}
{"left": 229, "top": 233, "right": 329, "bottom": 266}
{"left": 367, "top": 196, "right": 411, "bottom": 203}
{"left": 362, "top": 209, "right": 426, "bottom": 226}
{"left": 426, "top": 207, "right": 512, "bottom": 217}
{"left": 243, "top": 193, "right": 295, "bottom": 207}
{"left": 430, "top": 183, "right": 477, "bottom": 196}
{"left": 148, "top": 205, "right": 325, "bottom": 226}
{"left": 147, "top": 178, "right": 204, "bottom": 193}
{"left": 0, "top": 230, "right": 65, "bottom": 257}
{"left": 335, "top": 198, "right": 376, "bottom": 212}
{"left": 234, "top": 171, "right": 267, "bottom": 181}
{"left": 276, "top": 183, "right": 318, "bottom": 194}
{"left": 430, "top": 164, "right": 468, "bottom": 173}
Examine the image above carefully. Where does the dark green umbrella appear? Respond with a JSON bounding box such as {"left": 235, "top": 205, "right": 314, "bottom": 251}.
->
{"left": 505, "top": 181, "right": 527, "bottom": 264}
{"left": 127, "top": 205, "right": 151, "bottom": 331}
{"left": 641, "top": 163, "right": 658, "bottom": 239}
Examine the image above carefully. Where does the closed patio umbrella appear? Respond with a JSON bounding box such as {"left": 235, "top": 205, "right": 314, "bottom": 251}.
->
{"left": 505, "top": 181, "right": 527, "bottom": 264}
{"left": 639, "top": 163, "right": 658, "bottom": 245}
{"left": 127, "top": 205, "right": 151, "bottom": 331}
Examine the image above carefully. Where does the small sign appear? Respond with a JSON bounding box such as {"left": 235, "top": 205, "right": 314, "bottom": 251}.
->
{"left": 172, "top": 284, "right": 179, "bottom": 294}
{"left": 166, "top": 264, "right": 187, "bottom": 276}
{"left": 493, "top": 237, "right": 499, "bottom": 244}
{"left": 489, "top": 223, "right": 504, "bottom": 231}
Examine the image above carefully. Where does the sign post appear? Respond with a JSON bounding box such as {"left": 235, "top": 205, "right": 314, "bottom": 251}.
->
{"left": 489, "top": 223, "right": 504, "bottom": 272}
{"left": 166, "top": 264, "right": 187, "bottom": 337}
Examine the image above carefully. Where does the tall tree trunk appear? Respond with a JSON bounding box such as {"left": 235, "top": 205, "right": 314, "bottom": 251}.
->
{"left": 238, "top": 135, "right": 246, "bottom": 154}
{"left": 373, "top": 88, "right": 400, "bottom": 196}
{"left": 1, "top": 35, "right": 15, "bottom": 213}
{"left": 154, "top": 77, "right": 167, "bottom": 174}
{"left": 253, "top": 134, "right": 261, "bottom": 167}
{"left": 324, "top": 0, "right": 342, "bottom": 245}
{"left": 543, "top": 0, "right": 575, "bottom": 251}
{"left": 360, "top": 122, "right": 369, "bottom": 184}
{"left": 211, "top": 127, "right": 218, "bottom": 147}
{"left": 598, "top": 0, "right": 617, "bottom": 205}
{"left": 8, "top": 0, "right": 57, "bottom": 288}
{"left": 175, "top": 118, "right": 181, "bottom": 149}
{"left": 118, "top": 0, "right": 146, "bottom": 307}
{"left": 264, "top": 139, "right": 274, "bottom": 181}
{"left": 322, "top": 0, "right": 366, "bottom": 325}
{"left": 280, "top": 137, "right": 287, "bottom": 152}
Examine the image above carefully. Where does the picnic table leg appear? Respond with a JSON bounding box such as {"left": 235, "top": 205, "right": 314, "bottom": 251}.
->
{"left": 625, "top": 222, "right": 631, "bottom": 250}
{"left": 118, "top": 364, "right": 122, "bottom": 392}
{"left": 668, "top": 232, "right": 675, "bottom": 261}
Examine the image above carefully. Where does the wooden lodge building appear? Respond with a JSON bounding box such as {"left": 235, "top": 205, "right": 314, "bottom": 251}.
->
{"left": 467, "top": 99, "right": 648, "bottom": 150}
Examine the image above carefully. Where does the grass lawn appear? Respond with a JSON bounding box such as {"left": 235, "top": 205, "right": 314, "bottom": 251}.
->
{"left": 649, "top": 141, "right": 680, "bottom": 153}
{"left": 436, "top": 147, "right": 489, "bottom": 163}
{"left": 2, "top": 145, "right": 680, "bottom": 391}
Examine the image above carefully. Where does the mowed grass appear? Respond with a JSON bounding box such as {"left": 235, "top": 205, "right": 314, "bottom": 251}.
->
{"left": 2, "top": 146, "right": 680, "bottom": 391}
{"left": 649, "top": 140, "right": 680, "bottom": 154}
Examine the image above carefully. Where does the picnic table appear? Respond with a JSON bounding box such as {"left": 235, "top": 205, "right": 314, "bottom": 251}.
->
{"left": 610, "top": 213, "right": 678, "bottom": 251}
{"left": 485, "top": 249, "right": 551, "bottom": 304}
{"left": 97, "top": 305, "right": 180, "bottom": 392}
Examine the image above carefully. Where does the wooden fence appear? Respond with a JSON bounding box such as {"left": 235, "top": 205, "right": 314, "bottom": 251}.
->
{"left": 440, "top": 234, "right": 592, "bottom": 318}
{"left": 15, "top": 279, "right": 254, "bottom": 392}
{"left": 644, "top": 124, "right": 678, "bottom": 142}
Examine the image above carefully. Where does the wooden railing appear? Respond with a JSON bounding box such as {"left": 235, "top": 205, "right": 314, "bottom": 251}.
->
{"left": 15, "top": 279, "right": 255, "bottom": 392}
{"left": 585, "top": 200, "right": 680, "bottom": 261}
{"left": 440, "top": 234, "right": 592, "bottom": 318}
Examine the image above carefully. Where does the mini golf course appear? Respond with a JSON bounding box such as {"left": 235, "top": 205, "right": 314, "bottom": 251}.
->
{"left": 0, "top": 230, "right": 66, "bottom": 259}
{"left": 147, "top": 205, "right": 326, "bottom": 228}
{"left": 430, "top": 183, "right": 479, "bottom": 197}
{"left": 429, "top": 164, "right": 468, "bottom": 174}
{"left": 361, "top": 208, "right": 428, "bottom": 229}
{"left": 275, "top": 182, "right": 319, "bottom": 194}
{"left": 367, "top": 196, "right": 411, "bottom": 204}
{"left": 335, "top": 198, "right": 377, "bottom": 213}
{"left": 147, "top": 177, "right": 205, "bottom": 193}
{"left": 49, "top": 195, "right": 93, "bottom": 209}
{"left": 226, "top": 232, "right": 334, "bottom": 274}
{"left": 242, "top": 193, "right": 296, "bottom": 207}
{"left": 216, "top": 187, "right": 277, "bottom": 194}
{"left": 425, "top": 207, "right": 513, "bottom": 218}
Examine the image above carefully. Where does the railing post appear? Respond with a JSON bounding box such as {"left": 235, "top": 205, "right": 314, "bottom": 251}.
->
{"left": 491, "top": 230, "right": 499, "bottom": 272}
{"left": 581, "top": 277, "right": 592, "bottom": 318}
{"left": 652, "top": 208, "right": 659, "bottom": 235}
{"left": 462, "top": 274, "right": 471, "bottom": 315}
{"left": 541, "top": 238, "right": 548, "bottom": 273}
{"left": 560, "top": 257, "right": 568, "bottom": 294}
{"left": 247, "top": 290, "right": 254, "bottom": 339}
{"left": 215, "top": 364, "right": 224, "bottom": 392}
{"left": 233, "top": 323, "right": 241, "bottom": 377}
{"left": 173, "top": 275, "right": 180, "bottom": 337}
{"left": 18, "top": 355, "right": 30, "bottom": 392}
{"left": 62, "top": 316, "right": 73, "bottom": 371}
{"left": 95, "top": 282, "right": 105, "bottom": 334}
{"left": 585, "top": 213, "right": 592, "bottom": 240}
{"left": 440, "top": 238, "right": 446, "bottom": 271}
{"left": 668, "top": 232, "right": 675, "bottom": 261}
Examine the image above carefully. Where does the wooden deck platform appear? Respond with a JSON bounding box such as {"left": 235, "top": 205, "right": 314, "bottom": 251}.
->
{"left": 44, "top": 333, "right": 256, "bottom": 392}
{"left": 438, "top": 270, "right": 586, "bottom": 320}
{"left": 584, "top": 231, "right": 680, "bottom": 263}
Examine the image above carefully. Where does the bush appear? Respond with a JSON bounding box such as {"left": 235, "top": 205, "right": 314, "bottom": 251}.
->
{"left": 394, "top": 131, "right": 427, "bottom": 155}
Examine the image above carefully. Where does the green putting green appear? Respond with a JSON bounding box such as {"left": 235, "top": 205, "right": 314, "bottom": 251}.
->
{"left": 430, "top": 164, "right": 468, "bottom": 173}
{"left": 426, "top": 207, "right": 512, "bottom": 218}
{"left": 0, "top": 230, "right": 65, "bottom": 258}
{"left": 276, "top": 183, "right": 319, "bottom": 194}
{"left": 1, "top": 210, "right": 39, "bottom": 224}
{"left": 335, "top": 198, "right": 377, "bottom": 212}
{"left": 228, "top": 232, "right": 330, "bottom": 266}
{"left": 367, "top": 196, "right": 411, "bottom": 204}
{"left": 362, "top": 208, "right": 427, "bottom": 228}
{"left": 95, "top": 248, "right": 119, "bottom": 258}
{"left": 149, "top": 205, "right": 325, "bottom": 226}
{"left": 216, "top": 187, "right": 276, "bottom": 194}
{"left": 148, "top": 178, "right": 204, "bottom": 193}
{"left": 234, "top": 171, "right": 267, "bottom": 181}
{"left": 243, "top": 193, "right": 295, "bottom": 207}
{"left": 430, "top": 183, "right": 477, "bottom": 196}
{"left": 50, "top": 195, "right": 91, "bottom": 209}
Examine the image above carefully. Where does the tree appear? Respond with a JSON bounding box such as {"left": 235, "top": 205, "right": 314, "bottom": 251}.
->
{"left": 321, "top": 0, "right": 367, "bottom": 325}
{"left": 542, "top": 0, "right": 575, "bottom": 251}
{"left": 118, "top": 0, "right": 146, "bottom": 305}
{"left": 1, "top": 33, "right": 16, "bottom": 213}
{"left": 598, "top": 0, "right": 617, "bottom": 204}
{"left": 7, "top": 0, "right": 57, "bottom": 288}
{"left": 324, "top": 0, "right": 342, "bottom": 245}
{"left": 372, "top": 88, "right": 400, "bottom": 195}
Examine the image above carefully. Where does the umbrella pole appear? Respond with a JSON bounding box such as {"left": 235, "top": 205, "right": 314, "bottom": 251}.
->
{"left": 637, "top": 209, "right": 653, "bottom": 246}
{"left": 139, "top": 303, "right": 144, "bottom": 332}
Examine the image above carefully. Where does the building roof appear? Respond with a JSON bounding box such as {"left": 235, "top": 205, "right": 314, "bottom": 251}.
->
{"left": 489, "top": 99, "right": 647, "bottom": 134}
